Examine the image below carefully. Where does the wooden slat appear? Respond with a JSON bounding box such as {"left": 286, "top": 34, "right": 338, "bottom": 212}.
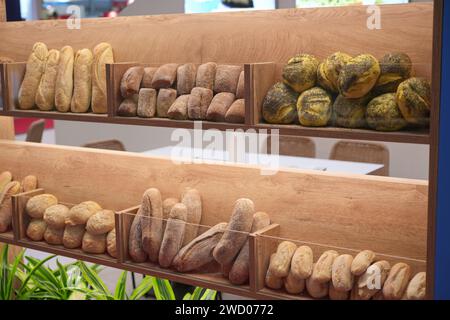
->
{"left": 0, "top": 0, "right": 5, "bottom": 23}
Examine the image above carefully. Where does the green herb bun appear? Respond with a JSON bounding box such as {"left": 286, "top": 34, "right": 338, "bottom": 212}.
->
{"left": 333, "top": 94, "right": 370, "bottom": 129}
{"left": 396, "top": 77, "right": 431, "bottom": 126}
{"left": 262, "top": 82, "right": 299, "bottom": 124}
{"left": 297, "top": 87, "right": 333, "bottom": 127}
{"left": 282, "top": 54, "right": 319, "bottom": 93}
{"left": 317, "top": 52, "right": 352, "bottom": 93}
{"left": 374, "top": 52, "right": 413, "bottom": 94}
{"left": 366, "top": 93, "right": 407, "bottom": 131}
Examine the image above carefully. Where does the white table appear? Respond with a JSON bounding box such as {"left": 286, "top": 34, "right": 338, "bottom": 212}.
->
{"left": 142, "top": 146, "right": 384, "bottom": 175}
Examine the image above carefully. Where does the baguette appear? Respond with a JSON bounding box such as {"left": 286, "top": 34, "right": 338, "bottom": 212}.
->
{"left": 35, "top": 49, "right": 60, "bottom": 111}
{"left": 151, "top": 63, "right": 178, "bottom": 89}
{"left": 213, "top": 198, "right": 254, "bottom": 266}
{"left": 55, "top": 46, "right": 74, "bottom": 112}
{"left": 43, "top": 204, "right": 70, "bottom": 229}
{"left": 229, "top": 211, "right": 270, "bottom": 285}
{"left": 206, "top": 92, "right": 235, "bottom": 122}
{"left": 214, "top": 65, "right": 242, "bottom": 94}
{"left": 225, "top": 99, "right": 245, "bottom": 123}
{"left": 141, "top": 67, "right": 157, "bottom": 88}
{"left": 268, "top": 241, "right": 297, "bottom": 278}
{"left": 159, "top": 203, "right": 187, "bottom": 268}
{"left": 63, "top": 224, "right": 85, "bottom": 249}
{"left": 106, "top": 228, "right": 117, "bottom": 258}
{"left": 128, "top": 206, "right": 147, "bottom": 262}
{"left": 157, "top": 88, "right": 177, "bottom": 118}
{"left": 44, "top": 225, "right": 65, "bottom": 245}
{"left": 177, "top": 63, "right": 197, "bottom": 95}
{"left": 181, "top": 188, "right": 202, "bottom": 246}
{"left": 265, "top": 254, "right": 283, "bottom": 290}
{"left": 71, "top": 48, "right": 93, "bottom": 113}
{"left": 18, "top": 42, "right": 48, "bottom": 110}
{"left": 120, "top": 66, "right": 144, "bottom": 98}
{"left": 331, "top": 254, "right": 354, "bottom": 292}
{"left": 140, "top": 188, "right": 163, "bottom": 263}
{"left": 173, "top": 222, "right": 227, "bottom": 272}
{"left": 167, "top": 94, "right": 190, "bottom": 120}
{"left": 290, "top": 246, "right": 313, "bottom": 280}
{"left": 187, "top": 87, "right": 213, "bottom": 120}
{"left": 311, "top": 250, "right": 339, "bottom": 283}
{"left": 92, "top": 43, "right": 114, "bottom": 114}
{"left": 196, "top": 62, "right": 216, "bottom": 90}
{"left": 137, "top": 88, "right": 157, "bottom": 118}
{"left": 26, "top": 219, "right": 47, "bottom": 241}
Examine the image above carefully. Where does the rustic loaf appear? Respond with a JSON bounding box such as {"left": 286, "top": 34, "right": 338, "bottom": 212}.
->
{"left": 382, "top": 262, "right": 411, "bottom": 300}
{"left": 311, "top": 250, "right": 339, "bottom": 283}
{"left": 66, "top": 201, "right": 102, "bottom": 226}
{"left": 290, "top": 245, "right": 313, "bottom": 280}
{"left": 196, "top": 62, "right": 216, "bottom": 90}
{"left": 268, "top": 241, "right": 297, "bottom": 278}
{"left": 177, "top": 63, "right": 197, "bottom": 95}
{"left": 71, "top": 48, "right": 93, "bottom": 113}
{"left": 173, "top": 222, "right": 227, "bottom": 272}
{"left": 20, "top": 175, "right": 38, "bottom": 193}
{"left": 351, "top": 250, "right": 376, "bottom": 276}
{"left": 82, "top": 231, "right": 106, "bottom": 254}
{"left": 140, "top": 188, "right": 164, "bottom": 263}
{"left": 92, "top": 42, "right": 114, "bottom": 114}
{"left": 187, "top": 87, "right": 214, "bottom": 120}
{"left": 86, "top": 209, "right": 115, "bottom": 235}
{"left": 159, "top": 203, "right": 187, "bottom": 268}
{"left": 128, "top": 206, "right": 148, "bottom": 263}
{"left": 106, "top": 228, "right": 117, "bottom": 258}
{"left": 331, "top": 254, "right": 354, "bottom": 292}
{"left": 265, "top": 254, "right": 283, "bottom": 290}
{"left": 43, "top": 204, "right": 70, "bottom": 229}
{"left": 167, "top": 95, "right": 190, "bottom": 120}
{"left": 236, "top": 71, "right": 245, "bottom": 99}
{"left": 229, "top": 211, "right": 270, "bottom": 285}
{"left": 26, "top": 194, "right": 58, "bottom": 219}
{"left": 181, "top": 188, "right": 202, "bottom": 247}
{"left": 157, "top": 88, "right": 177, "bottom": 118}
{"left": 214, "top": 65, "right": 242, "bottom": 94}
{"left": 213, "top": 198, "right": 254, "bottom": 266}
{"left": 63, "top": 224, "right": 85, "bottom": 249}
{"left": 141, "top": 67, "right": 157, "bottom": 88}
{"left": 18, "top": 42, "right": 48, "bottom": 110}
{"left": 44, "top": 225, "right": 65, "bottom": 245}
{"left": 151, "top": 64, "right": 178, "bottom": 89}
{"left": 120, "top": 66, "right": 144, "bottom": 98}
{"left": 162, "top": 197, "right": 178, "bottom": 231}
{"left": 225, "top": 99, "right": 245, "bottom": 123}
{"left": 137, "top": 88, "right": 157, "bottom": 118}
{"left": 26, "top": 219, "right": 47, "bottom": 241}
{"left": 206, "top": 92, "right": 235, "bottom": 122}
{"left": 117, "top": 95, "right": 138, "bottom": 117}
{"left": 35, "top": 49, "right": 60, "bottom": 111}
{"left": 55, "top": 46, "right": 74, "bottom": 112}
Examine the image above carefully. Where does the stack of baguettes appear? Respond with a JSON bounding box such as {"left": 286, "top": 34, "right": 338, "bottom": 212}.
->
{"left": 17, "top": 42, "right": 114, "bottom": 114}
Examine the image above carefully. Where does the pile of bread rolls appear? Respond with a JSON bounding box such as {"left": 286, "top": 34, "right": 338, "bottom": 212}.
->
{"left": 118, "top": 63, "right": 245, "bottom": 123}
{"left": 25, "top": 194, "right": 117, "bottom": 258}
{"left": 129, "top": 189, "right": 268, "bottom": 285}
{"left": 0, "top": 171, "right": 38, "bottom": 233}
{"left": 265, "top": 242, "right": 426, "bottom": 300}
{"left": 17, "top": 42, "right": 114, "bottom": 114}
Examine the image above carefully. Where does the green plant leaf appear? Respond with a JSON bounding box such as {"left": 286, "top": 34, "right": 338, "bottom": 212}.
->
{"left": 129, "top": 276, "right": 153, "bottom": 300}
{"left": 114, "top": 271, "right": 127, "bottom": 300}
{"left": 183, "top": 293, "right": 192, "bottom": 300}
{"left": 16, "top": 254, "right": 56, "bottom": 299}
{"left": 77, "top": 261, "right": 113, "bottom": 300}
{"left": 200, "top": 289, "right": 217, "bottom": 300}
{"left": 151, "top": 278, "right": 175, "bottom": 300}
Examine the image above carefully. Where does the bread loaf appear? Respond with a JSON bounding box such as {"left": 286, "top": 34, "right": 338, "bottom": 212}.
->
{"left": 157, "top": 88, "right": 177, "bottom": 118}
{"left": 26, "top": 194, "right": 58, "bottom": 219}
{"left": 265, "top": 254, "right": 283, "bottom": 290}
{"left": 26, "top": 219, "right": 47, "bottom": 241}
{"left": 229, "top": 211, "right": 270, "bottom": 285}
{"left": 187, "top": 87, "right": 214, "bottom": 120}
{"left": 206, "top": 92, "right": 235, "bottom": 122}
{"left": 71, "top": 48, "right": 93, "bottom": 113}
{"left": 236, "top": 71, "right": 245, "bottom": 99}
{"left": 66, "top": 201, "right": 102, "bottom": 226}
{"left": 120, "top": 66, "right": 144, "bottom": 98}
{"left": 331, "top": 254, "right": 354, "bottom": 292}
{"left": 141, "top": 67, "right": 157, "bottom": 88}
{"left": 137, "top": 88, "right": 157, "bottom": 118}
{"left": 306, "top": 269, "right": 329, "bottom": 298}
{"left": 55, "top": 46, "right": 74, "bottom": 112}
{"left": 117, "top": 95, "right": 138, "bottom": 117}
{"left": 168, "top": 95, "right": 190, "bottom": 120}
{"left": 151, "top": 64, "right": 178, "bottom": 89}
{"left": 181, "top": 188, "right": 202, "bottom": 247}
{"left": 311, "top": 250, "right": 339, "bottom": 283}
{"left": 63, "top": 224, "right": 85, "bottom": 249}
{"left": 351, "top": 250, "right": 376, "bottom": 276}
{"left": 268, "top": 241, "right": 297, "bottom": 278}
{"left": 18, "top": 42, "right": 48, "bottom": 110}
{"left": 355, "top": 260, "right": 391, "bottom": 300}
{"left": 213, "top": 198, "right": 254, "bottom": 266}
{"left": 35, "top": 49, "right": 60, "bottom": 111}
{"left": 86, "top": 209, "right": 115, "bottom": 235}
{"left": 225, "top": 99, "right": 245, "bottom": 123}
{"left": 159, "top": 203, "right": 187, "bottom": 268}
{"left": 106, "top": 228, "right": 117, "bottom": 258}
{"left": 128, "top": 206, "right": 147, "bottom": 263}
{"left": 162, "top": 197, "right": 178, "bottom": 232}
{"left": 44, "top": 225, "right": 64, "bottom": 245}
{"left": 0, "top": 171, "right": 12, "bottom": 193}
{"left": 290, "top": 246, "right": 313, "bottom": 280}
{"left": 20, "top": 175, "right": 38, "bottom": 193}
{"left": 329, "top": 284, "right": 349, "bottom": 300}
{"left": 140, "top": 188, "right": 163, "bottom": 263}
{"left": 82, "top": 231, "right": 106, "bottom": 254}
{"left": 0, "top": 181, "right": 21, "bottom": 232}
{"left": 43, "top": 204, "right": 70, "bottom": 229}
{"left": 173, "top": 222, "right": 227, "bottom": 272}
{"left": 214, "top": 65, "right": 242, "bottom": 94}
{"left": 284, "top": 272, "right": 306, "bottom": 294}
{"left": 405, "top": 272, "right": 426, "bottom": 300}
{"left": 196, "top": 62, "right": 216, "bottom": 90}
{"left": 177, "top": 63, "right": 197, "bottom": 95}
{"left": 382, "top": 262, "right": 411, "bottom": 300}
{"left": 92, "top": 43, "right": 114, "bottom": 114}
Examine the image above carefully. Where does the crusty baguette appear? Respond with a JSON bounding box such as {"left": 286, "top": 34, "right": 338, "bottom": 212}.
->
{"left": 128, "top": 206, "right": 147, "bottom": 263}
{"left": 159, "top": 203, "right": 187, "bottom": 268}
{"left": 92, "top": 43, "right": 114, "bottom": 114}
{"left": 181, "top": 188, "right": 202, "bottom": 247}
{"left": 55, "top": 46, "right": 74, "bottom": 112}
{"left": 18, "top": 42, "right": 48, "bottom": 110}
{"left": 35, "top": 49, "right": 60, "bottom": 111}
{"left": 140, "top": 188, "right": 163, "bottom": 263}
{"left": 71, "top": 48, "right": 93, "bottom": 113}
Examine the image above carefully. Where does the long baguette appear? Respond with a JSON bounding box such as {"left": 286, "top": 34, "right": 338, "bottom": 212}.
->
{"left": 55, "top": 46, "right": 74, "bottom": 112}
{"left": 71, "top": 48, "right": 93, "bottom": 113}
{"left": 35, "top": 49, "right": 60, "bottom": 111}
{"left": 92, "top": 43, "right": 114, "bottom": 113}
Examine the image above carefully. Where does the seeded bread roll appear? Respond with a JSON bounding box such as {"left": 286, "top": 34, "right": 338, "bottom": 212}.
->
{"left": 181, "top": 188, "right": 202, "bottom": 246}
{"left": 225, "top": 99, "right": 245, "bottom": 123}
{"left": 151, "top": 64, "right": 178, "bottom": 89}
{"left": 297, "top": 87, "right": 333, "bottom": 127}
{"left": 86, "top": 209, "right": 115, "bottom": 235}
{"left": 140, "top": 188, "right": 164, "bottom": 263}
{"left": 236, "top": 71, "right": 245, "bottom": 99}
{"left": 196, "top": 62, "right": 217, "bottom": 90}
{"left": 137, "top": 88, "right": 157, "bottom": 118}
{"left": 141, "top": 67, "right": 157, "bottom": 88}
{"left": 106, "top": 228, "right": 117, "bottom": 258}
{"left": 366, "top": 93, "right": 407, "bottom": 132}
{"left": 187, "top": 87, "right": 214, "bottom": 120}
{"left": 283, "top": 54, "right": 319, "bottom": 93}
{"left": 317, "top": 52, "right": 352, "bottom": 93}
{"left": 82, "top": 232, "right": 106, "bottom": 254}
{"left": 177, "top": 63, "right": 197, "bottom": 95}
{"left": 55, "top": 46, "right": 74, "bottom": 112}
{"left": 92, "top": 43, "right": 114, "bottom": 114}
{"left": 206, "top": 92, "right": 235, "bottom": 122}
{"left": 63, "top": 224, "right": 85, "bottom": 249}
{"left": 168, "top": 95, "right": 190, "bottom": 120}
{"left": 120, "top": 66, "right": 144, "bottom": 98}
{"left": 44, "top": 225, "right": 65, "bottom": 245}
{"left": 290, "top": 246, "right": 313, "bottom": 280}
{"left": 311, "top": 250, "right": 339, "bottom": 283}
{"left": 71, "top": 49, "right": 93, "bottom": 113}
{"left": 157, "top": 88, "right": 177, "bottom": 118}
{"left": 214, "top": 65, "right": 242, "bottom": 94}
{"left": 43, "top": 204, "right": 70, "bottom": 229}
{"left": 396, "top": 77, "right": 431, "bottom": 126}
{"left": 159, "top": 203, "right": 187, "bottom": 268}
{"left": 117, "top": 94, "right": 138, "bottom": 117}
{"left": 35, "top": 49, "right": 60, "bottom": 111}
{"left": 374, "top": 52, "right": 413, "bottom": 95}
{"left": 26, "top": 219, "right": 47, "bottom": 241}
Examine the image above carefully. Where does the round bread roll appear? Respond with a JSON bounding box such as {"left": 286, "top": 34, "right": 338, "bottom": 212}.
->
{"left": 282, "top": 54, "right": 319, "bottom": 93}
{"left": 66, "top": 201, "right": 102, "bottom": 226}
{"left": 43, "top": 204, "right": 69, "bottom": 228}
{"left": 317, "top": 52, "right": 352, "bottom": 93}
{"left": 396, "top": 77, "right": 431, "bottom": 126}
{"left": 374, "top": 52, "right": 413, "bottom": 94}
{"left": 82, "top": 232, "right": 106, "bottom": 254}
{"left": 26, "top": 194, "right": 58, "bottom": 219}
{"left": 262, "top": 82, "right": 299, "bottom": 124}
{"left": 63, "top": 224, "right": 85, "bottom": 249}
{"left": 86, "top": 209, "right": 115, "bottom": 235}
{"left": 366, "top": 93, "right": 407, "bottom": 132}
{"left": 297, "top": 87, "right": 333, "bottom": 127}
{"left": 44, "top": 225, "right": 65, "bottom": 245}
{"left": 338, "top": 54, "right": 380, "bottom": 98}
{"left": 332, "top": 94, "right": 370, "bottom": 129}
{"left": 26, "top": 219, "right": 47, "bottom": 241}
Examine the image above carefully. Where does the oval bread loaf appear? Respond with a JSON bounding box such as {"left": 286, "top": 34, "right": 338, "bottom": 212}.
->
{"left": 43, "top": 204, "right": 70, "bottom": 228}
{"left": 86, "top": 209, "right": 115, "bottom": 235}
{"left": 177, "top": 63, "right": 197, "bottom": 95}
{"left": 196, "top": 62, "right": 217, "bottom": 90}
{"left": 351, "top": 250, "right": 376, "bottom": 276}
{"left": 128, "top": 206, "right": 147, "bottom": 263}
{"left": 21, "top": 175, "right": 38, "bottom": 193}
{"left": 306, "top": 269, "right": 329, "bottom": 299}
{"left": 181, "top": 188, "right": 202, "bottom": 247}
{"left": 35, "top": 49, "right": 60, "bottom": 111}
{"left": 140, "top": 188, "right": 163, "bottom": 263}
{"left": 157, "top": 88, "right": 177, "bottom": 118}
{"left": 63, "top": 224, "right": 85, "bottom": 249}
{"left": 311, "top": 250, "right": 339, "bottom": 283}
{"left": 224, "top": 99, "right": 245, "bottom": 124}
{"left": 66, "top": 201, "right": 102, "bottom": 226}
{"left": 141, "top": 67, "right": 157, "bottom": 88}
{"left": 55, "top": 46, "right": 74, "bottom": 112}
{"left": 405, "top": 272, "right": 426, "bottom": 300}
{"left": 92, "top": 42, "right": 114, "bottom": 114}
{"left": 106, "top": 228, "right": 117, "bottom": 258}
{"left": 265, "top": 254, "right": 283, "bottom": 290}
{"left": 26, "top": 194, "right": 58, "bottom": 219}
{"left": 284, "top": 272, "right": 306, "bottom": 294}
{"left": 355, "top": 260, "right": 391, "bottom": 300}
{"left": 331, "top": 254, "right": 354, "bottom": 292}
{"left": 159, "top": 203, "right": 187, "bottom": 268}
{"left": 329, "top": 284, "right": 349, "bottom": 300}
{"left": 120, "top": 66, "right": 144, "bottom": 98}
{"left": 168, "top": 94, "right": 190, "bottom": 120}
{"left": 382, "top": 262, "right": 411, "bottom": 300}
{"left": 26, "top": 219, "right": 47, "bottom": 241}
{"left": 151, "top": 63, "right": 179, "bottom": 89}
{"left": 137, "top": 88, "right": 157, "bottom": 118}
{"left": 82, "top": 231, "right": 106, "bottom": 254}
{"left": 290, "top": 245, "right": 314, "bottom": 280}
{"left": 71, "top": 48, "right": 94, "bottom": 113}
{"left": 268, "top": 241, "right": 297, "bottom": 278}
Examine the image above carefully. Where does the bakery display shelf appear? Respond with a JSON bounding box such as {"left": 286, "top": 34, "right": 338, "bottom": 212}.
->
{"left": 0, "top": 231, "right": 15, "bottom": 245}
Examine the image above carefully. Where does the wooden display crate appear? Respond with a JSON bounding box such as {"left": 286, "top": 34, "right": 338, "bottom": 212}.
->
{"left": 13, "top": 188, "right": 118, "bottom": 267}
{"left": 107, "top": 62, "right": 251, "bottom": 126}
{"left": 0, "top": 63, "right": 6, "bottom": 111}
